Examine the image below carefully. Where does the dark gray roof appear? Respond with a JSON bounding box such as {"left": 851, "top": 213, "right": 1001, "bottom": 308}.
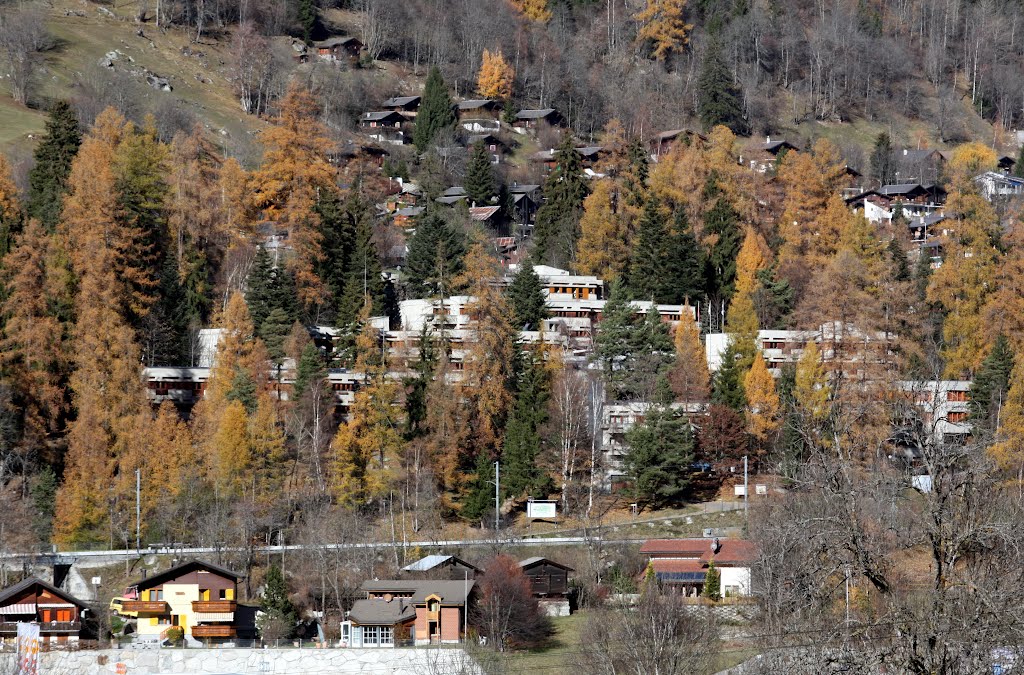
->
{"left": 509, "top": 184, "right": 540, "bottom": 194}
{"left": 442, "top": 186, "right": 467, "bottom": 197}
{"left": 349, "top": 598, "right": 417, "bottom": 625}
{"left": 519, "top": 557, "right": 575, "bottom": 572}
{"left": 899, "top": 148, "right": 943, "bottom": 163}
{"left": 757, "top": 139, "right": 798, "bottom": 154}
{"left": 515, "top": 108, "right": 557, "bottom": 120}
{"left": 468, "top": 134, "right": 503, "bottom": 146}
{"left": 0, "top": 577, "right": 88, "bottom": 610}
{"left": 361, "top": 580, "right": 476, "bottom": 605}
{"left": 383, "top": 96, "right": 420, "bottom": 107}
{"left": 436, "top": 194, "right": 467, "bottom": 205}
{"left": 362, "top": 111, "right": 404, "bottom": 122}
{"left": 395, "top": 206, "right": 424, "bottom": 217}
{"left": 458, "top": 99, "right": 495, "bottom": 110}
{"left": 131, "top": 560, "right": 243, "bottom": 591}
{"left": 576, "top": 146, "right": 603, "bottom": 158}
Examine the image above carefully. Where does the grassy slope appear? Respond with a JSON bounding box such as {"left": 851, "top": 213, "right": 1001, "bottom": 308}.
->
{"left": 0, "top": 0, "right": 265, "bottom": 155}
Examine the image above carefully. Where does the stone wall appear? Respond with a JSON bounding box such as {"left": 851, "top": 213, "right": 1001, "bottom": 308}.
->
{"left": 25, "top": 646, "right": 479, "bottom": 674}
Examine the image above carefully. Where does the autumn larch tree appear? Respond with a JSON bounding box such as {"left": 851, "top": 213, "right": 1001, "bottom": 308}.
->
{"left": 669, "top": 303, "right": 709, "bottom": 408}
{"left": 793, "top": 340, "right": 830, "bottom": 425}
{"left": 533, "top": 135, "right": 589, "bottom": 268}
{"left": 477, "top": 49, "right": 514, "bottom": 100}
{"left": 508, "top": 0, "right": 551, "bottom": 22}
{"left": 414, "top": 66, "right": 456, "bottom": 153}
{"left": 0, "top": 152, "right": 21, "bottom": 262}
{"left": 576, "top": 179, "right": 630, "bottom": 283}
{"left": 991, "top": 356, "right": 1024, "bottom": 477}
{"left": 53, "top": 109, "right": 150, "bottom": 544}
{"left": 251, "top": 83, "right": 337, "bottom": 306}
{"left": 744, "top": 351, "right": 781, "bottom": 448}
{"left": 634, "top": 0, "right": 693, "bottom": 62}
{"left": 1, "top": 218, "right": 66, "bottom": 452}
{"left": 26, "top": 101, "right": 80, "bottom": 233}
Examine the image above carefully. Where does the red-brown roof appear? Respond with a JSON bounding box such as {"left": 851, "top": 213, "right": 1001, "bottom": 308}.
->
{"left": 650, "top": 559, "right": 705, "bottom": 574}
{"left": 641, "top": 538, "right": 756, "bottom": 565}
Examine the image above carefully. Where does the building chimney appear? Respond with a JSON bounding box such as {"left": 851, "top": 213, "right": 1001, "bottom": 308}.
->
{"left": 765, "top": 136, "right": 771, "bottom": 143}
{"left": 711, "top": 538, "right": 722, "bottom": 554}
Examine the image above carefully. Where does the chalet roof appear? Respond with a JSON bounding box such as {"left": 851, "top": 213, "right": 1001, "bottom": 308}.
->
{"left": 469, "top": 206, "right": 501, "bottom": 221}
{"left": 362, "top": 111, "right": 405, "bottom": 123}
{"left": 998, "top": 154, "right": 1017, "bottom": 168}
{"left": 640, "top": 538, "right": 756, "bottom": 564}
{"left": 650, "top": 559, "right": 705, "bottom": 574}
{"left": 402, "top": 555, "right": 481, "bottom": 573}
{"left": 515, "top": 108, "right": 557, "bottom": 120}
{"left": 468, "top": 134, "right": 504, "bottom": 146}
{"left": 908, "top": 213, "right": 948, "bottom": 229}
{"left": 519, "top": 557, "right": 575, "bottom": 572}
{"left": 314, "top": 36, "right": 361, "bottom": 48}
{"left": 652, "top": 128, "right": 704, "bottom": 142}
{"left": 394, "top": 206, "right": 424, "bottom": 218}
{"left": 899, "top": 148, "right": 943, "bottom": 163}
{"left": 349, "top": 598, "right": 417, "bottom": 625}
{"left": 509, "top": 184, "right": 540, "bottom": 194}
{"left": 879, "top": 183, "right": 926, "bottom": 196}
{"left": 0, "top": 577, "right": 88, "bottom": 610}
{"left": 576, "top": 146, "right": 603, "bottom": 158}
{"left": 360, "top": 580, "right": 476, "bottom": 605}
{"left": 383, "top": 96, "right": 421, "bottom": 107}
{"left": 458, "top": 99, "right": 495, "bottom": 110}
{"left": 130, "top": 560, "right": 243, "bottom": 592}
{"left": 756, "top": 139, "right": 799, "bottom": 154}
{"left": 436, "top": 194, "right": 467, "bottom": 205}
{"left": 442, "top": 186, "right": 467, "bottom": 197}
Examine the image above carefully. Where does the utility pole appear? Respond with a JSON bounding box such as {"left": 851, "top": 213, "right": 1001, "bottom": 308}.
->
{"left": 135, "top": 468, "right": 141, "bottom": 553}
{"left": 743, "top": 455, "right": 748, "bottom": 527}
{"left": 494, "top": 461, "right": 500, "bottom": 533}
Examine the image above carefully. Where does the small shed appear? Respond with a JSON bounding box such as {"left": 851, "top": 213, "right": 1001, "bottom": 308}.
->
{"left": 401, "top": 555, "right": 482, "bottom": 580}
{"left": 519, "top": 557, "right": 573, "bottom": 598}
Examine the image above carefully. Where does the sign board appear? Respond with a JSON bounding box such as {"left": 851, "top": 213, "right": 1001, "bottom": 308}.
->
{"left": 734, "top": 485, "right": 747, "bottom": 497}
{"left": 527, "top": 500, "right": 557, "bottom": 520}
{"left": 16, "top": 622, "right": 40, "bottom": 675}
{"left": 91, "top": 576, "right": 102, "bottom": 586}
{"left": 755, "top": 484, "right": 767, "bottom": 495}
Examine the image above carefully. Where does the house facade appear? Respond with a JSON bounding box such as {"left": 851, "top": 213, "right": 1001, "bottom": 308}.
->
{"left": 344, "top": 580, "right": 475, "bottom": 647}
{"left": 0, "top": 577, "right": 87, "bottom": 647}
{"left": 120, "top": 561, "right": 244, "bottom": 643}
{"left": 641, "top": 538, "right": 756, "bottom": 598}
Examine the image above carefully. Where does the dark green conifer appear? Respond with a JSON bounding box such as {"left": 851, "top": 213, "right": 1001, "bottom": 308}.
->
{"left": 696, "top": 40, "right": 747, "bottom": 134}
{"left": 414, "top": 66, "right": 456, "bottom": 152}
{"left": 507, "top": 263, "right": 548, "bottom": 330}
{"left": 465, "top": 141, "right": 495, "bottom": 206}
{"left": 27, "top": 101, "right": 81, "bottom": 233}
{"left": 404, "top": 210, "right": 466, "bottom": 297}
{"left": 532, "top": 135, "right": 589, "bottom": 267}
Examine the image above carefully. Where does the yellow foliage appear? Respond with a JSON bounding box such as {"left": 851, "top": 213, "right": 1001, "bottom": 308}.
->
{"left": 794, "top": 341, "right": 830, "bottom": 422}
{"left": 948, "top": 142, "right": 998, "bottom": 182}
{"left": 251, "top": 83, "right": 337, "bottom": 304}
{"left": 249, "top": 393, "right": 288, "bottom": 501}
{"left": 477, "top": 49, "right": 514, "bottom": 100}
{"left": 727, "top": 227, "right": 764, "bottom": 360}
{"left": 509, "top": 0, "right": 551, "bottom": 22}
{"left": 734, "top": 226, "right": 767, "bottom": 296}
{"left": 990, "top": 357, "right": 1024, "bottom": 476}
{"left": 983, "top": 226, "right": 1024, "bottom": 354}
{"left": 744, "top": 352, "right": 780, "bottom": 442}
{"left": 211, "top": 400, "right": 252, "bottom": 495}
{"left": 670, "top": 303, "right": 710, "bottom": 406}
{"left": 778, "top": 139, "right": 848, "bottom": 274}
{"left": 331, "top": 374, "right": 403, "bottom": 505}
{"left": 635, "top": 0, "right": 694, "bottom": 61}
{"left": 576, "top": 180, "right": 630, "bottom": 282}
{"left": 0, "top": 153, "right": 19, "bottom": 223}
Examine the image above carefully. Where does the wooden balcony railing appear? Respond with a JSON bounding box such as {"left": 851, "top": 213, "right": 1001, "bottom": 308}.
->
{"left": 121, "top": 600, "right": 168, "bottom": 613}
{"left": 192, "top": 600, "right": 236, "bottom": 612}
{"left": 191, "top": 625, "right": 236, "bottom": 638}
{"left": 0, "top": 621, "right": 81, "bottom": 634}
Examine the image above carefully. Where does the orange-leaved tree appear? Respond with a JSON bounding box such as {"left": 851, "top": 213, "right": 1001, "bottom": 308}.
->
{"left": 634, "top": 0, "right": 694, "bottom": 61}
{"left": 477, "top": 49, "right": 514, "bottom": 100}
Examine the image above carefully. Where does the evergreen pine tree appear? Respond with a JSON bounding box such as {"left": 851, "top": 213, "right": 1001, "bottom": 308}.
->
{"left": 662, "top": 210, "right": 706, "bottom": 304}
{"left": 870, "top": 132, "right": 895, "bottom": 186}
{"left": 501, "top": 353, "right": 552, "bottom": 498}
{"left": 26, "top": 101, "right": 81, "bottom": 232}
{"left": 337, "top": 215, "right": 385, "bottom": 330}
{"left": 315, "top": 189, "right": 357, "bottom": 313}
{"left": 1016, "top": 145, "right": 1024, "bottom": 179}
{"left": 703, "top": 180, "right": 743, "bottom": 303}
{"left": 296, "top": 0, "right": 317, "bottom": 43}
{"left": 507, "top": 263, "right": 549, "bottom": 329}
{"left": 404, "top": 325, "right": 437, "bottom": 438}
{"left": 703, "top": 559, "right": 721, "bottom": 601}
{"left": 294, "top": 342, "right": 325, "bottom": 399}
{"left": 623, "top": 405, "right": 695, "bottom": 508}
{"left": 971, "top": 334, "right": 1015, "bottom": 431}
{"left": 30, "top": 466, "right": 58, "bottom": 543}
{"left": 462, "top": 450, "right": 497, "bottom": 523}
{"left": 260, "top": 307, "right": 292, "bottom": 364}
{"left": 532, "top": 136, "right": 590, "bottom": 267}
{"left": 888, "top": 238, "right": 911, "bottom": 282}
{"left": 259, "top": 564, "right": 297, "bottom": 640}
{"left": 465, "top": 141, "right": 496, "bottom": 206}
{"left": 712, "top": 340, "right": 747, "bottom": 411}
{"left": 226, "top": 368, "right": 258, "bottom": 414}
{"left": 414, "top": 66, "right": 456, "bottom": 152}
{"left": 696, "top": 40, "right": 747, "bottom": 134}
{"left": 596, "top": 282, "right": 673, "bottom": 400}
{"left": 404, "top": 210, "right": 467, "bottom": 297}
{"left": 628, "top": 194, "right": 670, "bottom": 301}
{"left": 246, "top": 246, "right": 277, "bottom": 330}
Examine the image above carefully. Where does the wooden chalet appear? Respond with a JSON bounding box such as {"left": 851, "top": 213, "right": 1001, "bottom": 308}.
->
{"left": 513, "top": 108, "right": 562, "bottom": 131}
{"left": 360, "top": 111, "right": 407, "bottom": 146}
{"left": 382, "top": 96, "right": 421, "bottom": 115}
{"left": 401, "top": 555, "right": 482, "bottom": 580}
{"left": 0, "top": 577, "right": 88, "bottom": 647}
{"left": 118, "top": 560, "right": 249, "bottom": 644}
{"left": 467, "top": 134, "right": 509, "bottom": 163}
{"left": 519, "top": 558, "right": 572, "bottom": 598}
{"left": 313, "top": 36, "right": 363, "bottom": 63}
{"left": 346, "top": 580, "right": 476, "bottom": 646}
{"left": 649, "top": 128, "right": 703, "bottom": 160}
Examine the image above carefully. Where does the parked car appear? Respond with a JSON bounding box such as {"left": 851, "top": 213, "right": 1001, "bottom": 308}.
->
{"left": 109, "top": 597, "right": 138, "bottom": 618}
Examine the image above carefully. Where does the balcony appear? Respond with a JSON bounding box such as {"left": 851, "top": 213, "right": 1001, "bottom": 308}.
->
{"left": 121, "top": 600, "right": 168, "bottom": 613}
{"left": 192, "top": 600, "right": 237, "bottom": 613}
{"left": 0, "top": 621, "right": 81, "bottom": 635}
{"left": 191, "top": 625, "right": 236, "bottom": 638}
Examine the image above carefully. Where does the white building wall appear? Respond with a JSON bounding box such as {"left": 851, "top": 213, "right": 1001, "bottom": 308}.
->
{"left": 718, "top": 566, "right": 751, "bottom": 597}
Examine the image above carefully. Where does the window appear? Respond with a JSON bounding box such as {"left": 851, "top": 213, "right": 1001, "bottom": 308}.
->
{"left": 364, "top": 625, "right": 380, "bottom": 645}
{"left": 155, "top": 589, "right": 164, "bottom": 601}
{"left": 380, "top": 626, "right": 393, "bottom": 646}
{"left": 948, "top": 411, "right": 968, "bottom": 423}
{"left": 946, "top": 390, "right": 968, "bottom": 402}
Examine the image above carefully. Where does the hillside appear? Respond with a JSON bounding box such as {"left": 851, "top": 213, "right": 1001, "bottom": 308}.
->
{"left": 0, "top": 0, "right": 1016, "bottom": 174}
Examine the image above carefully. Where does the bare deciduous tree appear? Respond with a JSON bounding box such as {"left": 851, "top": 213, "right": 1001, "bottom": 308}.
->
{"left": 0, "top": 4, "right": 50, "bottom": 105}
